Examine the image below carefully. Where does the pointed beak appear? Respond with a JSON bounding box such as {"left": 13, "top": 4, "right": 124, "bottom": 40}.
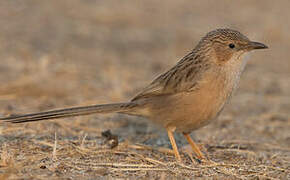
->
{"left": 247, "top": 41, "right": 268, "bottom": 50}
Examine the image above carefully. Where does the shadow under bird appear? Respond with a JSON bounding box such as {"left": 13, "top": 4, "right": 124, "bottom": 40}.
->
{"left": 0, "top": 28, "right": 268, "bottom": 162}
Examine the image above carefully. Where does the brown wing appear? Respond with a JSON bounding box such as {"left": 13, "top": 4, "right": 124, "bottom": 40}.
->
{"left": 131, "top": 51, "right": 210, "bottom": 101}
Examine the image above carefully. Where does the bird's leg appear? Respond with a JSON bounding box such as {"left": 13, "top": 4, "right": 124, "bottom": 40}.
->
{"left": 166, "top": 127, "right": 181, "bottom": 161}
{"left": 183, "top": 133, "right": 205, "bottom": 160}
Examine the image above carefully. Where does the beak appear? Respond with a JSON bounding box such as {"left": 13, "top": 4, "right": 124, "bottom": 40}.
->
{"left": 247, "top": 41, "right": 268, "bottom": 50}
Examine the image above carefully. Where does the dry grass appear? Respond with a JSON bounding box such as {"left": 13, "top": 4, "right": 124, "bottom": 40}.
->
{"left": 0, "top": 133, "right": 289, "bottom": 179}
{"left": 0, "top": 0, "right": 289, "bottom": 179}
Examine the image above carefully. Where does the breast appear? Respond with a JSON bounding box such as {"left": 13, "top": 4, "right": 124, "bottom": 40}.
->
{"left": 181, "top": 73, "right": 233, "bottom": 131}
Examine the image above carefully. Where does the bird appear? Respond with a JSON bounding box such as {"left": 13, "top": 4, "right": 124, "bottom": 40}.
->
{"left": 0, "top": 28, "right": 268, "bottom": 162}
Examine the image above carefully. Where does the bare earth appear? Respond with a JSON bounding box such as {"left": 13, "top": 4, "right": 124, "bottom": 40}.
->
{"left": 0, "top": 0, "right": 289, "bottom": 179}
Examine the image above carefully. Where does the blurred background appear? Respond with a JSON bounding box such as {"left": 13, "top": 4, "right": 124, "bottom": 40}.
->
{"left": 0, "top": 0, "right": 289, "bottom": 178}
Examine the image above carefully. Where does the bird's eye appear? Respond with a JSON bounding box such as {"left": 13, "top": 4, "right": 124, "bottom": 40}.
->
{"left": 229, "top": 43, "right": 235, "bottom": 49}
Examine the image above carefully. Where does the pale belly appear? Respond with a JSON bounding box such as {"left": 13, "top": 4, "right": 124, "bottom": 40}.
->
{"left": 146, "top": 89, "right": 229, "bottom": 133}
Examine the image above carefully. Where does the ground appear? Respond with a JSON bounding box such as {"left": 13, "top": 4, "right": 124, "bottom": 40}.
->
{"left": 0, "top": 0, "right": 289, "bottom": 179}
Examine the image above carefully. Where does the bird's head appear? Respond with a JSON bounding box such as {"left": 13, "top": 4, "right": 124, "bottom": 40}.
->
{"left": 197, "top": 28, "right": 268, "bottom": 65}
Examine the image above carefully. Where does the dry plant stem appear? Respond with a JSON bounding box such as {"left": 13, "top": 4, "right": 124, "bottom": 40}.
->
{"left": 183, "top": 133, "right": 205, "bottom": 160}
{"left": 167, "top": 128, "right": 181, "bottom": 161}
{"left": 52, "top": 132, "right": 57, "bottom": 160}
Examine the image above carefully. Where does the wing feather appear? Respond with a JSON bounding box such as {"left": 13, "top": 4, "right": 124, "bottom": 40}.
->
{"left": 132, "top": 51, "right": 210, "bottom": 101}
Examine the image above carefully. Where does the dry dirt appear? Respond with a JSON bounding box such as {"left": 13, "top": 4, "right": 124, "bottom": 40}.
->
{"left": 0, "top": 0, "right": 289, "bottom": 179}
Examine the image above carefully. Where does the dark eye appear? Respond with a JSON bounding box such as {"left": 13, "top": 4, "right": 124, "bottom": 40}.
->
{"left": 229, "top": 43, "right": 235, "bottom": 49}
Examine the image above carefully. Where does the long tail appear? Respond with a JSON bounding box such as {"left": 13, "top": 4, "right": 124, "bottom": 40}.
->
{"left": 0, "top": 102, "right": 138, "bottom": 123}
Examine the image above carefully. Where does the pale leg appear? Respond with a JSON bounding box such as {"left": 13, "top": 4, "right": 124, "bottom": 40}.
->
{"left": 183, "top": 133, "right": 205, "bottom": 159}
{"left": 167, "top": 128, "right": 181, "bottom": 161}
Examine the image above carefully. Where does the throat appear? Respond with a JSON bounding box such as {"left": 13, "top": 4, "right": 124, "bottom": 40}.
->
{"left": 220, "top": 54, "right": 249, "bottom": 98}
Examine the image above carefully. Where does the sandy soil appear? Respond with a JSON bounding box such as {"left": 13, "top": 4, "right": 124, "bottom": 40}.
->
{"left": 0, "top": 0, "right": 289, "bottom": 179}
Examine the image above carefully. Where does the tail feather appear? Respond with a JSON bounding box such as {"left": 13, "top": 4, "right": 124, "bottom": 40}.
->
{"left": 0, "top": 102, "right": 138, "bottom": 123}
